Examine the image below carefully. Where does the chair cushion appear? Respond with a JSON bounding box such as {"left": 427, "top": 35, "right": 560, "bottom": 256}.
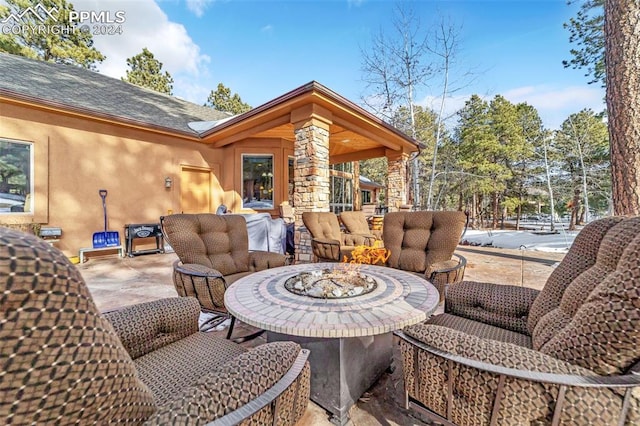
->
{"left": 302, "top": 212, "right": 342, "bottom": 241}
{"left": 384, "top": 211, "right": 466, "bottom": 273}
{"left": 224, "top": 271, "right": 254, "bottom": 286}
{"left": 249, "top": 250, "right": 287, "bottom": 271}
{"left": 0, "top": 228, "right": 156, "bottom": 424}
{"left": 527, "top": 217, "right": 623, "bottom": 336}
{"left": 103, "top": 297, "right": 201, "bottom": 360}
{"left": 538, "top": 224, "right": 640, "bottom": 375}
{"left": 427, "top": 313, "right": 532, "bottom": 347}
{"left": 134, "top": 332, "right": 247, "bottom": 406}
{"left": 532, "top": 217, "right": 639, "bottom": 352}
{"left": 446, "top": 281, "right": 539, "bottom": 336}
{"left": 144, "top": 342, "right": 307, "bottom": 424}
{"left": 340, "top": 211, "right": 371, "bottom": 234}
{"left": 162, "top": 214, "right": 250, "bottom": 276}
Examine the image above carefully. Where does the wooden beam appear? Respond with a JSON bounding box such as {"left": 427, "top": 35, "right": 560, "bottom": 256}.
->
{"left": 210, "top": 115, "right": 291, "bottom": 147}
{"left": 330, "top": 147, "right": 388, "bottom": 164}
{"left": 332, "top": 116, "right": 399, "bottom": 151}
{"left": 290, "top": 103, "right": 333, "bottom": 128}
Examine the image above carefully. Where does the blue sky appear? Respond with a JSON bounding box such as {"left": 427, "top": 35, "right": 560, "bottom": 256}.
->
{"left": 73, "top": 0, "right": 605, "bottom": 130}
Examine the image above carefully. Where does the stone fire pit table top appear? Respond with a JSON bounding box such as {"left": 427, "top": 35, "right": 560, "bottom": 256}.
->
{"left": 224, "top": 263, "right": 439, "bottom": 338}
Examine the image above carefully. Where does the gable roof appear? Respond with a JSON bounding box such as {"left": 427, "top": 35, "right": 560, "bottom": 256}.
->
{"left": 0, "top": 53, "right": 229, "bottom": 136}
{"left": 198, "top": 80, "right": 420, "bottom": 161}
{"left": 360, "top": 176, "right": 384, "bottom": 188}
{"left": 0, "top": 53, "right": 419, "bottom": 161}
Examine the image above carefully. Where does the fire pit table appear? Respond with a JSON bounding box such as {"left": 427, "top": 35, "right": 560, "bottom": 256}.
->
{"left": 224, "top": 262, "right": 439, "bottom": 425}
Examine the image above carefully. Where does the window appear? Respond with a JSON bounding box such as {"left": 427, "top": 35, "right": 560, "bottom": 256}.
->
{"left": 361, "top": 190, "right": 372, "bottom": 204}
{"left": 0, "top": 138, "right": 33, "bottom": 213}
{"left": 330, "top": 162, "right": 354, "bottom": 214}
{"left": 242, "top": 154, "right": 274, "bottom": 210}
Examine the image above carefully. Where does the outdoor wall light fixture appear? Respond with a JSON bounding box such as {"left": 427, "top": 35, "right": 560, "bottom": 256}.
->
{"left": 164, "top": 177, "right": 172, "bottom": 188}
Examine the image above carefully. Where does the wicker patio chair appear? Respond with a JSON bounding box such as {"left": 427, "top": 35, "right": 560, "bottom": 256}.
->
{"left": 302, "top": 211, "right": 376, "bottom": 262}
{"left": 382, "top": 211, "right": 467, "bottom": 302}
{"left": 0, "top": 227, "right": 310, "bottom": 426}
{"left": 160, "top": 213, "right": 286, "bottom": 338}
{"left": 396, "top": 216, "right": 640, "bottom": 425}
{"left": 339, "top": 210, "right": 382, "bottom": 240}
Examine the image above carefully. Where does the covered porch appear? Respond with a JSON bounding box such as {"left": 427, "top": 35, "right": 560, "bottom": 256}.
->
{"left": 198, "top": 81, "right": 419, "bottom": 262}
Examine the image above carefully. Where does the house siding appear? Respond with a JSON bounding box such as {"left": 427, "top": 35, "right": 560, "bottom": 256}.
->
{"left": 0, "top": 102, "right": 284, "bottom": 257}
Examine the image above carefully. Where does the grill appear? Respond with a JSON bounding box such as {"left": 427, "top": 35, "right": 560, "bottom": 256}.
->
{"left": 124, "top": 223, "right": 164, "bottom": 257}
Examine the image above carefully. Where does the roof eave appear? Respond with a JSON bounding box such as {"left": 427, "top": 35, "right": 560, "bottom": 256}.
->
{"left": 200, "top": 81, "right": 420, "bottom": 151}
{"left": 0, "top": 88, "right": 202, "bottom": 140}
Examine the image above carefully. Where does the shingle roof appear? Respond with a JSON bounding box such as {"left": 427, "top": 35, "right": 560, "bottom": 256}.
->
{"left": 0, "top": 53, "right": 230, "bottom": 135}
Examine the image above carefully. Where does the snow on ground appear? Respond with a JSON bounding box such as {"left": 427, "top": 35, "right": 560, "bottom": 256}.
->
{"left": 461, "top": 226, "right": 578, "bottom": 253}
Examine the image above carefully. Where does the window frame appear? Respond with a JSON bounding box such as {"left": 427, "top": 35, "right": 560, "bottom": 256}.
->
{"left": 241, "top": 153, "right": 275, "bottom": 211}
{"left": 361, "top": 190, "right": 372, "bottom": 204}
{"left": 0, "top": 138, "right": 34, "bottom": 215}
{"left": 329, "top": 162, "right": 354, "bottom": 214}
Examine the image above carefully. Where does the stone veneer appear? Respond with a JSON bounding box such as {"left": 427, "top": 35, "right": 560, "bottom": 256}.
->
{"left": 289, "top": 105, "right": 411, "bottom": 263}
{"left": 387, "top": 152, "right": 408, "bottom": 211}
{"left": 293, "top": 122, "right": 330, "bottom": 263}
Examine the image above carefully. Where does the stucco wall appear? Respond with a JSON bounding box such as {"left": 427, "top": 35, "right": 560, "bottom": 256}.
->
{"left": 1, "top": 103, "right": 293, "bottom": 256}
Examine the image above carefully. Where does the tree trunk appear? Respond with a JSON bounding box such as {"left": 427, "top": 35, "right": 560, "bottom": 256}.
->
{"left": 492, "top": 191, "right": 499, "bottom": 229}
{"left": 543, "top": 137, "right": 556, "bottom": 231}
{"left": 476, "top": 193, "right": 483, "bottom": 229}
{"left": 570, "top": 188, "right": 581, "bottom": 230}
{"left": 472, "top": 192, "right": 478, "bottom": 229}
{"left": 605, "top": 0, "right": 640, "bottom": 215}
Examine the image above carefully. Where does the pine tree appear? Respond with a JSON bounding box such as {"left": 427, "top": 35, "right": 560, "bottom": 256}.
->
{"left": 205, "top": 83, "right": 251, "bottom": 114}
{"left": 605, "top": 0, "right": 640, "bottom": 215}
{"left": 122, "top": 48, "right": 173, "bottom": 95}
{"left": 563, "top": 0, "right": 605, "bottom": 85}
{"left": 0, "top": 0, "right": 105, "bottom": 68}
{"left": 554, "top": 109, "right": 610, "bottom": 227}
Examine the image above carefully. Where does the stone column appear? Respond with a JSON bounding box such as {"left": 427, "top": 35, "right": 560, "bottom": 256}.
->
{"left": 386, "top": 151, "right": 409, "bottom": 211}
{"left": 352, "top": 161, "right": 361, "bottom": 211}
{"left": 291, "top": 106, "right": 332, "bottom": 263}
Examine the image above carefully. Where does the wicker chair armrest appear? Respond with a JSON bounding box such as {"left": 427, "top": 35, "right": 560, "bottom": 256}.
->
{"left": 102, "top": 297, "right": 200, "bottom": 360}
{"left": 249, "top": 251, "right": 287, "bottom": 271}
{"left": 445, "top": 280, "right": 539, "bottom": 335}
{"left": 310, "top": 238, "right": 341, "bottom": 261}
{"left": 312, "top": 237, "right": 341, "bottom": 246}
{"left": 174, "top": 261, "right": 224, "bottom": 279}
{"left": 145, "top": 343, "right": 311, "bottom": 426}
{"left": 427, "top": 254, "right": 467, "bottom": 283}
{"left": 399, "top": 325, "right": 633, "bottom": 383}
{"left": 396, "top": 326, "right": 640, "bottom": 424}
{"left": 207, "top": 348, "right": 310, "bottom": 425}
{"left": 342, "top": 233, "right": 374, "bottom": 247}
{"left": 416, "top": 338, "right": 640, "bottom": 388}
{"left": 172, "top": 261, "right": 227, "bottom": 313}
{"left": 427, "top": 254, "right": 467, "bottom": 303}
{"left": 348, "top": 232, "right": 378, "bottom": 241}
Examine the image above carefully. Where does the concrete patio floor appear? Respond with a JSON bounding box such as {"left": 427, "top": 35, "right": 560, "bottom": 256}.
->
{"left": 80, "top": 245, "right": 566, "bottom": 426}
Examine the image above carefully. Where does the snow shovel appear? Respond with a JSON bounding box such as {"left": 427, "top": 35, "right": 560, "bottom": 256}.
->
{"left": 92, "top": 189, "right": 120, "bottom": 248}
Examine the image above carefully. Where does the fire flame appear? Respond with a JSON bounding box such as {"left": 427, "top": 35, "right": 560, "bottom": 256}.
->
{"left": 341, "top": 240, "right": 391, "bottom": 266}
